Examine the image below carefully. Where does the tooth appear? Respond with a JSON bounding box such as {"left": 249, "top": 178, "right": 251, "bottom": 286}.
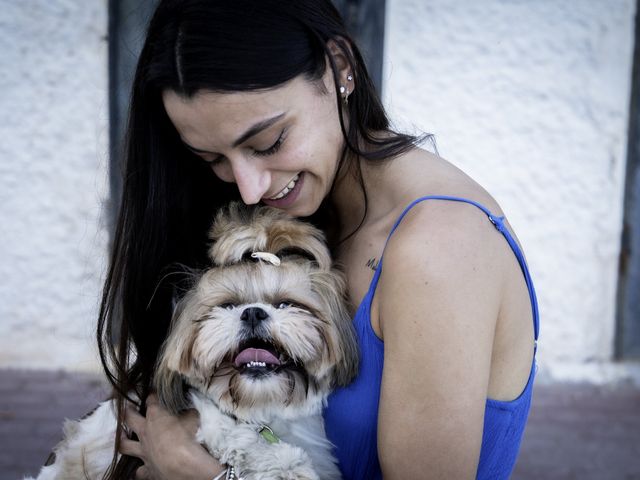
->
{"left": 269, "top": 174, "right": 299, "bottom": 200}
{"left": 276, "top": 188, "right": 290, "bottom": 199}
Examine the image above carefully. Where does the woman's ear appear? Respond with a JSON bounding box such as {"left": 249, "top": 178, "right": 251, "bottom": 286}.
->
{"left": 326, "top": 38, "right": 355, "bottom": 92}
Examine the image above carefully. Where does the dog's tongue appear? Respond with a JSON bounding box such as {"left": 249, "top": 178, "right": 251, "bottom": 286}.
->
{"left": 234, "top": 348, "right": 280, "bottom": 367}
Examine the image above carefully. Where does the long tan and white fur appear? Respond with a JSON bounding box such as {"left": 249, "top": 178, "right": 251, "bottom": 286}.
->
{"left": 26, "top": 203, "right": 359, "bottom": 480}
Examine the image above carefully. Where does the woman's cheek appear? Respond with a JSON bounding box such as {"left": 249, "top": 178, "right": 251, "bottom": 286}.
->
{"left": 283, "top": 141, "right": 311, "bottom": 171}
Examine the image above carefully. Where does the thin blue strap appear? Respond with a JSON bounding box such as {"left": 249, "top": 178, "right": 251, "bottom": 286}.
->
{"left": 370, "top": 195, "right": 539, "bottom": 342}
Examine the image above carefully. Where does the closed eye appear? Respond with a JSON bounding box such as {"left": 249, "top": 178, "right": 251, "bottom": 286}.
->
{"left": 187, "top": 130, "right": 286, "bottom": 165}
{"left": 254, "top": 129, "right": 286, "bottom": 157}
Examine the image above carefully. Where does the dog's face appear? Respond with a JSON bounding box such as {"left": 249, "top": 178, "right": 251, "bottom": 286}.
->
{"left": 155, "top": 204, "right": 359, "bottom": 421}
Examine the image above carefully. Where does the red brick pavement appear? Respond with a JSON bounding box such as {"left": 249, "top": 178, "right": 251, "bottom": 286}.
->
{"left": 1, "top": 369, "right": 109, "bottom": 480}
{"left": 1, "top": 369, "right": 639, "bottom": 479}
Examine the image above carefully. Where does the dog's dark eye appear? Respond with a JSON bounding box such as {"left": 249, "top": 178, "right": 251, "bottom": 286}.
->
{"left": 219, "top": 303, "right": 236, "bottom": 310}
{"left": 276, "top": 301, "right": 292, "bottom": 309}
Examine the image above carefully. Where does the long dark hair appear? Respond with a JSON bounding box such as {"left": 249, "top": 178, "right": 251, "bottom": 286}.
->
{"left": 98, "top": 0, "right": 424, "bottom": 477}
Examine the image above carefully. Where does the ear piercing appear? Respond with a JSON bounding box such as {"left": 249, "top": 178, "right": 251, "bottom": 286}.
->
{"left": 340, "top": 73, "right": 354, "bottom": 105}
{"left": 340, "top": 86, "right": 350, "bottom": 105}
{"left": 340, "top": 74, "right": 354, "bottom": 92}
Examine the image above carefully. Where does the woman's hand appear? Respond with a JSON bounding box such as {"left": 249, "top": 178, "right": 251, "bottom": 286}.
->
{"left": 120, "top": 394, "right": 225, "bottom": 480}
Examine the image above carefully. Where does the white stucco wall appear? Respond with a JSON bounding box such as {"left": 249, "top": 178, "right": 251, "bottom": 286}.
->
{"left": 0, "top": 0, "right": 638, "bottom": 384}
{"left": 0, "top": 1, "right": 108, "bottom": 371}
{"left": 384, "top": 0, "right": 638, "bottom": 383}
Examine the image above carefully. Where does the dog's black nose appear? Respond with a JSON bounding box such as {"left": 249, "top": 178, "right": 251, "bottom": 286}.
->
{"left": 240, "top": 307, "right": 269, "bottom": 329}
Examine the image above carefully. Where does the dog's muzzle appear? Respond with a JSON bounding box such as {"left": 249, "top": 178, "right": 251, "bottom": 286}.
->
{"left": 233, "top": 337, "right": 292, "bottom": 377}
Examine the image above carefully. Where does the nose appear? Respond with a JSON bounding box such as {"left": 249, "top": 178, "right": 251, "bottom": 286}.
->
{"left": 230, "top": 158, "right": 270, "bottom": 205}
{"left": 241, "top": 307, "right": 270, "bottom": 330}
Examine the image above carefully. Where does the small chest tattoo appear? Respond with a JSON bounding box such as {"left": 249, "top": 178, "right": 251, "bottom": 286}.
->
{"left": 366, "top": 257, "right": 379, "bottom": 271}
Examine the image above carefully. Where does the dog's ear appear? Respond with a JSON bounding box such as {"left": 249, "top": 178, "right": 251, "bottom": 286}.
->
{"left": 154, "top": 332, "right": 192, "bottom": 414}
{"left": 153, "top": 291, "right": 202, "bottom": 414}
{"left": 154, "top": 366, "right": 190, "bottom": 414}
{"left": 310, "top": 270, "right": 360, "bottom": 386}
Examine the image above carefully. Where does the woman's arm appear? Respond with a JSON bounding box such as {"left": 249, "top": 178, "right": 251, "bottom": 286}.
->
{"left": 376, "top": 203, "right": 505, "bottom": 479}
{"left": 121, "top": 394, "right": 226, "bottom": 480}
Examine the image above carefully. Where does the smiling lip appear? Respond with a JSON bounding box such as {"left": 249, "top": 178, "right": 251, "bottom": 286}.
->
{"left": 262, "top": 173, "right": 304, "bottom": 208}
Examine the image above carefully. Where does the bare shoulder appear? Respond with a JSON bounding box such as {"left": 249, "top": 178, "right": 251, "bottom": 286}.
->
{"left": 399, "top": 148, "right": 503, "bottom": 210}
{"left": 372, "top": 147, "right": 513, "bottom": 338}
{"left": 376, "top": 192, "right": 507, "bottom": 338}
{"left": 384, "top": 148, "right": 509, "bottom": 267}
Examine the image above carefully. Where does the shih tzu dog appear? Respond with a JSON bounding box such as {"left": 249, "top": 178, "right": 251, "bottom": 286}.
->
{"left": 27, "top": 203, "right": 359, "bottom": 480}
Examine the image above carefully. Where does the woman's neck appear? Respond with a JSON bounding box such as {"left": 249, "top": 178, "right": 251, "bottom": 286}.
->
{"left": 329, "top": 159, "right": 364, "bottom": 233}
{"left": 330, "top": 144, "right": 435, "bottom": 239}
{"left": 330, "top": 155, "right": 395, "bottom": 238}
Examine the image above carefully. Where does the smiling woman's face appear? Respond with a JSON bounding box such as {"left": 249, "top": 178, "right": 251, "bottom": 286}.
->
{"left": 162, "top": 70, "right": 346, "bottom": 218}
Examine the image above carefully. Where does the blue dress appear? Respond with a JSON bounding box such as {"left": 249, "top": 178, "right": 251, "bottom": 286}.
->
{"left": 323, "top": 196, "right": 540, "bottom": 479}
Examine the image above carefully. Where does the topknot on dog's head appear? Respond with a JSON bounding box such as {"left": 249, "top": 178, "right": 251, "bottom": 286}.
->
{"left": 208, "top": 202, "right": 332, "bottom": 270}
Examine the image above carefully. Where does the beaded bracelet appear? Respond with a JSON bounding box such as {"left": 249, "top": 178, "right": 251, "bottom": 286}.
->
{"left": 212, "top": 465, "right": 239, "bottom": 480}
{"left": 226, "top": 465, "right": 238, "bottom": 480}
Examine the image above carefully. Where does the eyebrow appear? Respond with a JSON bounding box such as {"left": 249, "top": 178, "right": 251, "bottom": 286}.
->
{"left": 183, "top": 112, "right": 286, "bottom": 154}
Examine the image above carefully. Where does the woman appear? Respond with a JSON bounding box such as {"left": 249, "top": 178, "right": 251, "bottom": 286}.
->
{"left": 100, "top": 0, "right": 539, "bottom": 478}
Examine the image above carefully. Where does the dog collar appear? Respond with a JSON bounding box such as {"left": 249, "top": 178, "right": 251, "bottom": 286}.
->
{"left": 257, "top": 424, "right": 280, "bottom": 444}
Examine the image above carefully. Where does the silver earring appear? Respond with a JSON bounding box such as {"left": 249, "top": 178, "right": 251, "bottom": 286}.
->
{"left": 339, "top": 85, "right": 346, "bottom": 94}
{"left": 347, "top": 74, "right": 353, "bottom": 82}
